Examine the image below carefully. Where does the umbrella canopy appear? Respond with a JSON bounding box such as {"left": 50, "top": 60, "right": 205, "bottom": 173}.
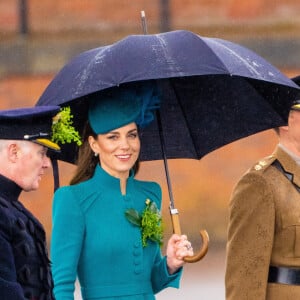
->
{"left": 36, "top": 30, "right": 299, "bottom": 164}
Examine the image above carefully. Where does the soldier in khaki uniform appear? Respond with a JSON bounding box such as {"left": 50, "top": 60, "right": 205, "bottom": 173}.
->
{"left": 225, "top": 77, "right": 300, "bottom": 300}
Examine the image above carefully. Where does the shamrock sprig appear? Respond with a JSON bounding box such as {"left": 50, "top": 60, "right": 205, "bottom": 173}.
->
{"left": 125, "top": 199, "right": 163, "bottom": 247}
{"left": 51, "top": 106, "right": 82, "bottom": 146}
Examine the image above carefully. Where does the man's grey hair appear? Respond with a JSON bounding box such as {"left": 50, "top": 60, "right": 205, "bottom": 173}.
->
{"left": 0, "top": 139, "right": 32, "bottom": 153}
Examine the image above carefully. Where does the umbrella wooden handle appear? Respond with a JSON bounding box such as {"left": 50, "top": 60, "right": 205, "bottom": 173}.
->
{"left": 183, "top": 230, "right": 209, "bottom": 263}
{"left": 171, "top": 210, "right": 209, "bottom": 263}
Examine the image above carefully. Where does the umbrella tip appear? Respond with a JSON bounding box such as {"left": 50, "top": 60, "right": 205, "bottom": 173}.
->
{"left": 140, "top": 10, "right": 148, "bottom": 35}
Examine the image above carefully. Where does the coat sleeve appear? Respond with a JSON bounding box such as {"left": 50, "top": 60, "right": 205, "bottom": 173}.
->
{"left": 51, "top": 187, "right": 85, "bottom": 300}
{"left": 225, "top": 172, "right": 275, "bottom": 300}
{"left": 151, "top": 253, "right": 182, "bottom": 294}
{"left": 147, "top": 181, "right": 183, "bottom": 294}
{"left": 0, "top": 207, "right": 26, "bottom": 299}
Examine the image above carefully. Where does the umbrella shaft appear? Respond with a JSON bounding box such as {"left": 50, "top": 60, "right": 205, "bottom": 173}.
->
{"left": 140, "top": 11, "right": 176, "bottom": 210}
{"left": 155, "top": 110, "right": 176, "bottom": 210}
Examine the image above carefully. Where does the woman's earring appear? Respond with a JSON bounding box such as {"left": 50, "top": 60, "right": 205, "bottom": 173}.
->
{"left": 94, "top": 152, "right": 99, "bottom": 157}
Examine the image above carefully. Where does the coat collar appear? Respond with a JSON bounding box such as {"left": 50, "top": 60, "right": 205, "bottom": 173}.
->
{"left": 92, "top": 164, "right": 135, "bottom": 191}
{"left": 274, "top": 145, "right": 300, "bottom": 188}
{"left": 0, "top": 173, "right": 22, "bottom": 201}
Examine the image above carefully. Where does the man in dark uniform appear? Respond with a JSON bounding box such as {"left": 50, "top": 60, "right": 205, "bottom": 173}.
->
{"left": 0, "top": 106, "right": 61, "bottom": 300}
{"left": 225, "top": 76, "right": 300, "bottom": 299}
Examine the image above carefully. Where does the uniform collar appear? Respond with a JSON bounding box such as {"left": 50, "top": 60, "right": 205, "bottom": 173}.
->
{"left": 275, "top": 145, "right": 300, "bottom": 188}
{"left": 0, "top": 173, "right": 22, "bottom": 201}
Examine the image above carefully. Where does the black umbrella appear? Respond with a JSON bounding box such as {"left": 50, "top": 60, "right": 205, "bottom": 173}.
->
{"left": 36, "top": 30, "right": 300, "bottom": 262}
{"left": 37, "top": 30, "right": 299, "bottom": 163}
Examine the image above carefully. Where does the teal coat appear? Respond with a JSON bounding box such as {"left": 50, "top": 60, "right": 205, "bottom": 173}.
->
{"left": 51, "top": 165, "right": 182, "bottom": 300}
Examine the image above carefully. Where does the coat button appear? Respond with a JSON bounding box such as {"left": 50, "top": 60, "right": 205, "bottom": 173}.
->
{"left": 134, "top": 267, "right": 142, "bottom": 274}
{"left": 133, "top": 249, "right": 140, "bottom": 256}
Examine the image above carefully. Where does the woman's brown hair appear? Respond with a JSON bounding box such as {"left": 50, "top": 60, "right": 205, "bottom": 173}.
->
{"left": 70, "top": 122, "right": 99, "bottom": 185}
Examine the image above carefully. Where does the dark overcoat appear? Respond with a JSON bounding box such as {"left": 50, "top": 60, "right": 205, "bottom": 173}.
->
{"left": 0, "top": 174, "right": 54, "bottom": 300}
{"left": 226, "top": 146, "right": 300, "bottom": 299}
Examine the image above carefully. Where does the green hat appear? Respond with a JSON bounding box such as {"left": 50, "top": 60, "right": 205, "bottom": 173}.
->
{"left": 88, "top": 83, "right": 160, "bottom": 134}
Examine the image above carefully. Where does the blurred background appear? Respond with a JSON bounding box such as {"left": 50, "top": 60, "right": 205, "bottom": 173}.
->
{"left": 1, "top": 1, "right": 300, "bottom": 299}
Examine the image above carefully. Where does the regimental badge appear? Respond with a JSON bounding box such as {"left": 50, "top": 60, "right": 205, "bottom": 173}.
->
{"left": 254, "top": 164, "right": 262, "bottom": 171}
{"left": 254, "top": 159, "right": 268, "bottom": 171}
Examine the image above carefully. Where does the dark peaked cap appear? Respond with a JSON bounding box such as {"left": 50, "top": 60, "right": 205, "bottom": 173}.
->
{"left": 291, "top": 75, "right": 300, "bottom": 111}
{"left": 292, "top": 75, "right": 300, "bottom": 86}
{"left": 0, "top": 106, "right": 61, "bottom": 151}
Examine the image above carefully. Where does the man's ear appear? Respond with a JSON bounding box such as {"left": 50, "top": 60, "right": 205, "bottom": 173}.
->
{"left": 7, "top": 142, "right": 19, "bottom": 162}
{"left": 279, "top": 125, "right": 289, "bottom": 134}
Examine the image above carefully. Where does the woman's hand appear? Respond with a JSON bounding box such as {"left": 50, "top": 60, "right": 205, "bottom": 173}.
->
{"left": 166, "top": 234, "right": 194, "bottom": 274}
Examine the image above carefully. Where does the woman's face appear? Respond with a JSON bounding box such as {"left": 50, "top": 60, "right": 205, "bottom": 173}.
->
{"left": 89, "top": 122, "right": 140, "bottom": 179}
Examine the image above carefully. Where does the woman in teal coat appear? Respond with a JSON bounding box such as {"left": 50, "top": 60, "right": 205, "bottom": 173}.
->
{"left": 50, "top": 83, "right": 194, "bottom": 300}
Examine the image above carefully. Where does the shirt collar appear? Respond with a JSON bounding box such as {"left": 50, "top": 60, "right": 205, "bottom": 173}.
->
{"left": 278, "top": 143, "right": 300, "bottom": 166}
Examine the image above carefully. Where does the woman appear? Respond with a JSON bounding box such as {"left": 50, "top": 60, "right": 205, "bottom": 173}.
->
{"left": 50, "top": 83, "right": 194, "bottom": 300}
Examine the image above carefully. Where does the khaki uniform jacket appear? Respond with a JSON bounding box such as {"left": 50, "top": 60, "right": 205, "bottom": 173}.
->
{"left": 225, "top": 146, "right": 300, "bottom": 300}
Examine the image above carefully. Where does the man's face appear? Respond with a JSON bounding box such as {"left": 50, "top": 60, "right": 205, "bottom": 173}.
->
{"left": 287, "top": 110, "right": 300, "bottom": 148}
{"left": 14, "top": 141, "right": 51, "bottom": 191}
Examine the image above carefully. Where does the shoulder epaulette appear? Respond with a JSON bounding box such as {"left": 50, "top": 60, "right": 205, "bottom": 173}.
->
{"left": 253, "top": 155, "right": 276, "bottom": 171}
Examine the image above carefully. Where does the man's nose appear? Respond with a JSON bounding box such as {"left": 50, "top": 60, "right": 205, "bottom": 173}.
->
{"left": 43, "top": 156, "right": 51, "bottom": 168}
